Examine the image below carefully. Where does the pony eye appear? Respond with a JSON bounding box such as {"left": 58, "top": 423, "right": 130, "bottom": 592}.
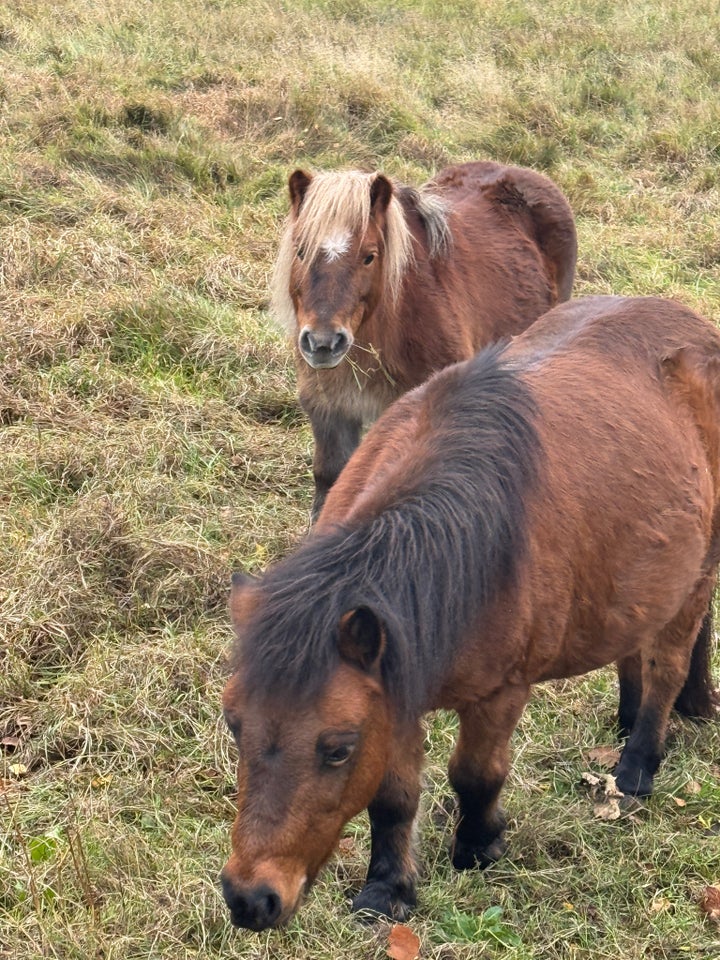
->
{"left": 323, "top": 744, "right": 355, "bottom": 767}
{"left": 363, "top": 253, "right": 375, "bottom": 265}
{"left": 318, "top": 733, "right": 358, "bottom": 768}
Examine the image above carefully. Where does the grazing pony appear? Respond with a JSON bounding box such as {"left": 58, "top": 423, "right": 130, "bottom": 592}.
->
{"left": 222, "top": 296, "right": 720, "bottom": 931}
{"left": 272, "top": 161, "right": 577, "bottom": 517}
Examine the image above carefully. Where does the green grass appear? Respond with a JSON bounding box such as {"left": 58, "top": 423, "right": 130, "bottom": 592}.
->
{"left": 2, "top": 0, "right": 720, "bottom": 957}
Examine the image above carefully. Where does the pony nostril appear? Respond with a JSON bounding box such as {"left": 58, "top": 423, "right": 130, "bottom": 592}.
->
{"left": 331, "top": 330, "right": 349, "bottom": 355}
{"left": 243, "top": 885, "right": 282, "bottom": 930}
{"left": 260, "top": 888, "right": 282, "bottom": 926}
{"left": 299, "top": 328, "right": 316, "bottom": 355}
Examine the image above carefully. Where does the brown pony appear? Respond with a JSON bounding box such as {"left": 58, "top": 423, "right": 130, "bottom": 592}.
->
{"left": 272, "top": 161, "right": 577, "bottom": 517}
{"left": 222, "top": 296, "right": 720, "bottom": 931}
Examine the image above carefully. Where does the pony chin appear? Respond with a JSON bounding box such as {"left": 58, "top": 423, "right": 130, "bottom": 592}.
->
{"left": 302, "top": 351, "right": 348, "bottom": 370}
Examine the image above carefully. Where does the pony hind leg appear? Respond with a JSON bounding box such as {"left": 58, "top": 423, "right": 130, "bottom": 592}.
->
{"left": 448, "top": 684, "right": 530, "bottom": 871}
{"left": 673, "top": 607, "right": 718, "bottom": 719}
{"left": 615, "top": 590, "right": 713, "bottom": 797}
{"left": 617, "top": 603, "right": 717, "bottom": 739}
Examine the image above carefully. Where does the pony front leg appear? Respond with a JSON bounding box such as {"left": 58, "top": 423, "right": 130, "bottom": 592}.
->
{"left": 617, "top": 652, "right": 643, "bottom": 738}
{"left": 449, "top": 686, "right": 530, "bottom": 871}
{"left": 352, "top": 721, "right": 424, "bottom": 921}
{"left": 303, "top": 402, "right": 362, "bottom": 520}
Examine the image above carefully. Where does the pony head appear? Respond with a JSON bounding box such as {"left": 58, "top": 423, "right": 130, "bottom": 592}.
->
{"left": 221, "top": 578, "right": 393, "bottom": 930}
{"left": 271, "top": 169, "right": 414, "bottom": 369}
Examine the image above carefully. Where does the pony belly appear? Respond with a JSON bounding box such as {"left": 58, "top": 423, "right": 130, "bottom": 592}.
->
{"left": 531, "top": 633, "right": 638, "bottom": 684}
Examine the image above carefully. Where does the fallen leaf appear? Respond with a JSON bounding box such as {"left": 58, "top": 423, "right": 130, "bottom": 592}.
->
{"left": 337, "top": 837, "right": 355, "bottom": 856}
{"left": 585, "top": 746, "right": 621, "bottom": 769}
{"left": 650, "top": 896, "right": 671, "bottom": 914}
{"left": 699, "top": 886, "right": 720, "bottom": 923}
{"left": 581, "top": 771, "right": 625, "bottom": 820}
{"left": 684, "top": 780, "right": 702, "bottom": 795}
{"left": 198, "top": 767, "right": 221, "bottom": 780}
{"left": 9, "top": 763, "right": 28, "bottom": 777}
{"left": 593, "top": 799, "right": 622, "bottom": 821}
{"left": 602, "top": 774, "right": 624, "bottom": 799}
{"left": 387, "top": 923, "right": 421, "bottom": 960}
{"left": 673, "top": 797, "right": 687, "bottom": 808}
{"left": 581, "top": 771, "right": 623, "bottom": 798}
{"left": 91, "top": 774, "right": 114, "bottom": 788}
{"left": 196, "top": 767, "right": 222, "bottom": 791}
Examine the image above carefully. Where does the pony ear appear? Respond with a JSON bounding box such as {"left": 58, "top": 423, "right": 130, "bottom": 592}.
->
{"left": 229, "top": 572, "right": 261, "bottom": 629}
{"left": 288, "top": 169, "right": 312, "bottom": 215}
{"left": 337, "top": 606, "right": 385, "bottom": 672}
{"left": 231, "top": 570, "right": 256, "bottom": 589}
{"left": 370, "top": 174, "right": 393, "bottom": 218}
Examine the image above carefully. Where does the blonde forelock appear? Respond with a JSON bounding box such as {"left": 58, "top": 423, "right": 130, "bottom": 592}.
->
{"left": 270, "top": 170, "right": 415, "bottom": 332}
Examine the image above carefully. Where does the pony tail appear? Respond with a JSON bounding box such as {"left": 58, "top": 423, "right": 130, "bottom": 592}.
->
{"left": 674, "top": 608, "right": 719, "bottom": 720}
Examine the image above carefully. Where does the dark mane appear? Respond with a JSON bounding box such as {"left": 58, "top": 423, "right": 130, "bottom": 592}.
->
{"left": 236, "top": 346, "right": 541, "bottom": 719}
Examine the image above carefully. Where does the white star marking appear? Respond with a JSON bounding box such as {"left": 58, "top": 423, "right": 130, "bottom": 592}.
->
{"left": 321, "top": 231, "right": 351, "bottom": 262}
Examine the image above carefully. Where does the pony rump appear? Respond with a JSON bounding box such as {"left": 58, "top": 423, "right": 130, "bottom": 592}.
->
{"left": 234, "top": 346, "right": 541, "bottom": 719}
{"left": 271, "top": 170, "right": 448, "bottom": 334}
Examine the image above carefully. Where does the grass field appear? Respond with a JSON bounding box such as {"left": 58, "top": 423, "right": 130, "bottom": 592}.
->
{"left": 1, "top": 0, "right": 720, "bottom": 957}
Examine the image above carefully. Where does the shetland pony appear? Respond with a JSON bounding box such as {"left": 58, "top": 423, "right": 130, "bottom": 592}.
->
{"left": 272, "top": 161, "right": 577, "bottom": 517}
{"left": 222, "top": 296, "right": 719, "bottom": 931}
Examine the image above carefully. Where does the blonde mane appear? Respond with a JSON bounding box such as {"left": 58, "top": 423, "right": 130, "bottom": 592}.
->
{"left": 271, "top": 170, "right": 448, "bottom": 334}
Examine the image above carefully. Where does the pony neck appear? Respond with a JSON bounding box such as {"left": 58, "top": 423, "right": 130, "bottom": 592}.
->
{"left": 241, "top": 348, "right": 540, "bottom": 721}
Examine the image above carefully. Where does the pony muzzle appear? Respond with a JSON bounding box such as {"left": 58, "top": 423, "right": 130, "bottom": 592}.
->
{"left": 221, "top": 859, "right": 308, "bottom": 931}
{"left": 298, "top": 325, "right": 353, "bottom": 368}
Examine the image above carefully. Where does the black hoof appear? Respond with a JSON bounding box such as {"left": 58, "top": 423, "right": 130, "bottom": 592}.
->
{"left": 351, "top": 881, "right": 416, "bottom": 923}
{"left": 451, "top": 834, "right": 507, "bottom": 871}
{"left": 615, "top": 761, "right": 654, "bottom": 797}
